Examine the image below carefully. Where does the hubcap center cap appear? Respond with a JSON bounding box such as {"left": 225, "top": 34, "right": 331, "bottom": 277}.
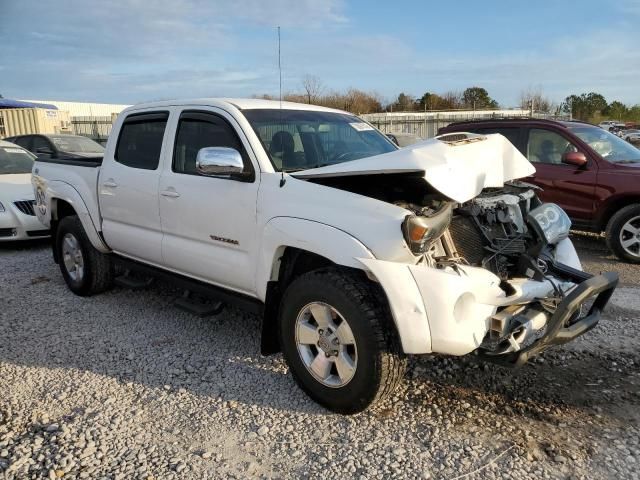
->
{"left": 317, "top": 330, "right": 338, "bottom": 355}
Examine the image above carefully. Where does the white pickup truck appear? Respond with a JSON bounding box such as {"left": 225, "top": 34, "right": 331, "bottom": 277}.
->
{"left": 32, "top": 98, "right": 618, "bottom": 413}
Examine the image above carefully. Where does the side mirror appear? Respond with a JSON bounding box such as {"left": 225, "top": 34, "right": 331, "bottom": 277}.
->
{"left": 386, "top": 134, "right": 399, "bottom": 146}
{"left": 562, "top": 151, "right": 588, "bottom": 167}
{"left": 36, "top": 147, "right": 54, "bottom": 156}
{"left": 196, "top": 147, "right": 244, "bottom": 176}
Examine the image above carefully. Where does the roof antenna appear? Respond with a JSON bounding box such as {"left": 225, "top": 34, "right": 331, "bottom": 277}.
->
{"left": 278, "top": 26, "right": 286, "bottom": 188}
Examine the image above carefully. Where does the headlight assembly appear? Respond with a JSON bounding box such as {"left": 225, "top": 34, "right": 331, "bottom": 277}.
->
{"left": 402, "top": 203, "right": 453, "bottom": 254}
{"left": 528, "top": 203, "right": 571, "bottom": 245}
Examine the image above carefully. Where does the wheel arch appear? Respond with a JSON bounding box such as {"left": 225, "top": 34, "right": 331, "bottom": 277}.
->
{"left": 258, "top": 217, "right": 379, "bottom": 355}
{"left": 47, "top": 186, "right": 109, "bottom": 262}
{"left": 596, "top": 195, "right": 640, "bottom": 231}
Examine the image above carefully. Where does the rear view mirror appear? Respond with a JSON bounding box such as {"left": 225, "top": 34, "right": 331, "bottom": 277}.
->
{"left": 196, "top": 147, "right": 244, "bottom": 176}
{"left": 562, "top": 151, "right": 587, "bottom": 167}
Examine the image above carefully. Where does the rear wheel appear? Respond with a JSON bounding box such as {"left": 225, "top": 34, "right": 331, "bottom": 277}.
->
{"left": 56, "top": 215, "right": 113, "bottom": 295}
{"left": 606, "top": 204, "right": 640, "bottom": 263}
{"left": 278, "top": 267, "right": 406, "bottom": 414}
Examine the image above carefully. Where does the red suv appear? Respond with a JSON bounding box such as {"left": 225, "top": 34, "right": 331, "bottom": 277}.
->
{"left": 439, "top": 119, "right": 640, "bottom": 263}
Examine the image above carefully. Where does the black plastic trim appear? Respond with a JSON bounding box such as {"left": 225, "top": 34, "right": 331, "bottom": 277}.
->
{"left": 112, "top": 255, "right": 264, "bottom": 315}
{"left": 35, "top": 157, "right": 103, "bottom": 167}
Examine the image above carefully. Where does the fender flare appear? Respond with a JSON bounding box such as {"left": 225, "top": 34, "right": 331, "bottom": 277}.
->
{"left": 46, "top": 182, "right": 109, "bottom": 253}
{"left": 256, "top": 217, "right": 375, "bottom": 301}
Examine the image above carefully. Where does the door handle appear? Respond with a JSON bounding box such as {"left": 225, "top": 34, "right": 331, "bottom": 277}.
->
{"left": 160, "top": 190, "right": 181, "bottom": 198}
{"left": 102, "top": 180, "right": 118, "bottom": 188}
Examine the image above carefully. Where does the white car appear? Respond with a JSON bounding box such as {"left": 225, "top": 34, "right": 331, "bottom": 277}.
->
{"left": 623, "top": 129, "right": 640, "bottom": 145}
{"left": 0, "top": 140, "right": 49, "bottom": 241}
{"left": 32, "top": 99, "right": 618, "bottom": 413}
{"left": 598, "top": 121, "right": 625, "bottom": 131}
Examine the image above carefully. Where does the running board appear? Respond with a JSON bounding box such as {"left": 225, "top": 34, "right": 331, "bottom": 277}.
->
{"left": 174, "top": 290, "right": 224, "bottom": 317}
{"left": 114, "top": 270, "right": 154, "bottom": 290}
{"left": 111, "top": 256, "right": 264, "bottom": 316}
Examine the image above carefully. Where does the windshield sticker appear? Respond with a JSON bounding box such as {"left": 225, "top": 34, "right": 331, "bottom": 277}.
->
{"left": 349, "top": 122, "right": 374, "bottom": 132}
{"left": 2, "top": 147, "right": 27, "bottom": 154}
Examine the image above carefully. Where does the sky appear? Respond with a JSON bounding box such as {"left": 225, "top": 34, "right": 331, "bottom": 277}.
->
{"left": 1, "top": 0, "right": 639, "bottom": 107}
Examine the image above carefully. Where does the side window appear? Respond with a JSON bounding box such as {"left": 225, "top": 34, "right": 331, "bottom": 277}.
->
{"left": 115, "top": 112, "right": 168, "bottom": 170}
{"left": 475, "top": 128, "right": 521, "bottom": 150}
{"left": 13, "top": 137, "right": 32, "bottom": 150}
{"left": 527, "top": 129, "right": 577, "bottom": 165}
{"left": 32, "top": 136, "right": 53, "bottom": 154}
{"left": 173, "top": 111, "right": 250, "bottom": 176}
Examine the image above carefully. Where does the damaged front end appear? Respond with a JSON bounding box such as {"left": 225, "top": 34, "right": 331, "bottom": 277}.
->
{"left": 395, "top": 180, "right": 618, "bottom": 365}
{"left": 295, "top": 133, "right": 618, "bottom": 364}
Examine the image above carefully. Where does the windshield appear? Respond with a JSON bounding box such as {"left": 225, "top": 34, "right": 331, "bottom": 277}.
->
{"left": 569, "top": 125, "right": 640, "bottom": 164}
{"left": 49, "top": 136, "right": 105, "bottom": 154}
{"left": 0, "top": 145, "right": 35, "bottom": 174}
{"left": 242, "top": 109, "right": 396, "bottom": 172}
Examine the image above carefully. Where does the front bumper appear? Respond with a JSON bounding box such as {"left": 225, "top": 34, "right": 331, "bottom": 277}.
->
{"left": 358, "top": 239, "right": 617, "bottom": 359}
{"left": 481, "top": 271, "right": 618, "bottom": 367}
{"left": 0, "top": 203, "right": 50, "bottom": 241}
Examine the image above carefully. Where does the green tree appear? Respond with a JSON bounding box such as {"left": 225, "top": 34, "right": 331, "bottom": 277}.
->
{"left": 605, "top": 100, "right": 628, "bottom": 120}
{"left": 461, "top": 87, "right": 499, "bottom": 110}
{"left": 562, "top": 92, "right": 608, "bottom": 121}
{"left": 391, "top": 92, "right": 416, "bottom": 112}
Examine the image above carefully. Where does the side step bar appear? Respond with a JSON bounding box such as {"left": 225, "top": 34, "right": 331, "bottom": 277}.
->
{"left": 111, "top": 256, "right": 264, "bottom": 316}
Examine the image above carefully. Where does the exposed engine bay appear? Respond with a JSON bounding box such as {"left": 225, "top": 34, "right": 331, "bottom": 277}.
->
{"left": 401, "top": 182, "right": 552, "bottom": 280}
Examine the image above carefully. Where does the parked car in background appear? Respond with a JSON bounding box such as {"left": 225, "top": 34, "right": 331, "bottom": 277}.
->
{"left": 623, "top": 129, "right": 640, "bottom": 146}
{"left": 0, "top": 140, "right": 49, "bottom": 240}
{"left": 4, "top": 134, "right": 104, "bottom": 159}
{"left": 31, "top": 98, "right": 617, "bottom": 413}
{"left": 598, "top": 121, "right": 625, "bottom": 131}
{"left": 439, "top": 118, "right": 640, "bottom": 263}
{"left": 386, "top": 132, "right": 423, "bottom": 147}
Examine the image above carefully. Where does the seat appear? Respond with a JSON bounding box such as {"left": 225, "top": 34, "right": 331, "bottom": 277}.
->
{"left": 270, "top": 131, "right": 303, "bottom": 169}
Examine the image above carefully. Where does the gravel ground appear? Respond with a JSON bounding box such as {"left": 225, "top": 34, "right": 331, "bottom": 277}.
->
{"left": 1, "top": 234, "right": 639, "bottom": 479}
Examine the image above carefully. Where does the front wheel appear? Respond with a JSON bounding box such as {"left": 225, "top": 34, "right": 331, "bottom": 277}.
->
{"left": 278, "top": 268, "right": 406, "bottom": 414}
{"left": 56, "top": 215, "right": 114, "bottom": 296}
{"left": 606, "top": 204, "right": 640, "bottom": 263}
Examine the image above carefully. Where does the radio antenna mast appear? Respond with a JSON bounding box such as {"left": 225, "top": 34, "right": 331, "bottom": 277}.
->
{"left": 278, "top": 26, "right": 286, "bottom": 187}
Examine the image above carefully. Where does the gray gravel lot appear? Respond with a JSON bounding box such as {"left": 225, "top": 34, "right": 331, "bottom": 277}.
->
{"left": 1, "top": 234, "right": 639, "bottom": 479}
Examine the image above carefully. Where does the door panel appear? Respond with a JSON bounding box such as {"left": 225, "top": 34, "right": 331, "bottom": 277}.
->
{"left": 159, "top": 109, "right": 259, "bottom": 295}
{"left": 99, "top": 111, "right": 169, "bottom": 264}
{"left": 524, "top": 128, "right": 598, "bottom": 224}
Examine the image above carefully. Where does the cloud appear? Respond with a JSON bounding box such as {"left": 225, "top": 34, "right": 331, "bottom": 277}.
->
{"left": 1, "top": 0, "right": 638, "bottom": 107}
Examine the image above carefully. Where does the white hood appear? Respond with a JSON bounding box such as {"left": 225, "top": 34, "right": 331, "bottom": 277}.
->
{"left": 0, "top": 174, "right": 35, "bottom": 200}
{"left": 292, "top": 133, "right": 535, "bottom": 203}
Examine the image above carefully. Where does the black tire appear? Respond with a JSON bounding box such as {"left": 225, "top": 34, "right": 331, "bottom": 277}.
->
{"left": 278, "top": 267, "right": 406, "bottom": 414}
{"left": 605, "top": 204, "right": 640, "bottom": 263}
{"left": 56, "top": 215, "right": 114, "bottom": 296}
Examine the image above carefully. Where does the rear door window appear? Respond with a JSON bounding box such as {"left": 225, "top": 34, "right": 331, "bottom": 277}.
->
{"left": 12, "top": 137, "right": 32, "bottom": 150}
{"left": 115, "top": 112, "right": 169, "bottom": 170}
{"left": 32, "top": 136, "right": 54, "bottom": 155}
{"left": 474, "top": 127, "right": 523, "bottom": 153}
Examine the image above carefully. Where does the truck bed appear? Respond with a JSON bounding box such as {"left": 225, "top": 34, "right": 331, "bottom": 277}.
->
{"left": 33, "top": 157, "right": 103, "bottom": 232}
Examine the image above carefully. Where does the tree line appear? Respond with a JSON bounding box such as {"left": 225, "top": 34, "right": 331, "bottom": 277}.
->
{"left": 253, "top": 76, "right": 640, "bottom": 123}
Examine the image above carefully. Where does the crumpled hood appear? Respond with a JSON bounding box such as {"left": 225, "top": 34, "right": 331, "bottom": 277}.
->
{"left": 0, "top": 174, "right": 35, "bottom": 200}
{"left": 292, "top": 133, "right": 535, "bottom": 203}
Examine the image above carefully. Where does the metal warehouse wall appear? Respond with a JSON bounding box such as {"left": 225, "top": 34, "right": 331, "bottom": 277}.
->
{"left": 19, "top": 100, "right": 130, "bottom": 117}
{"left": 0, "top": 108, "right": 72, "bottom": 138}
